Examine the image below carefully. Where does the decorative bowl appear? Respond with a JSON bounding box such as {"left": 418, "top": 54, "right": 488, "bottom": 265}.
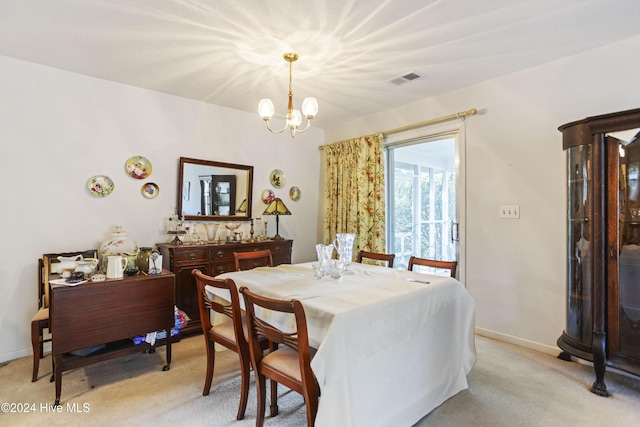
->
{"left": 124, "top": 268, "right": 139, "bottom": 276}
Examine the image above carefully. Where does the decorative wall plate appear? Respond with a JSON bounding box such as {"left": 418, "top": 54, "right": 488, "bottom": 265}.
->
{"left": 261, "top": 189, "right": 275, "bottom": 204}
{"left": 289, "top": 186, "right": 301, "bottom": 201}
{"left": 141, "top": 182, "right": 159, "bottom": 199}
{"left": 87, "top": 175, "right": 114, "bottom": 197}
{"left": 125, "top": 155, "right": 152, "bottom": 179}
{"left": 270, "top": 169, "right": 285, "bottom": 188}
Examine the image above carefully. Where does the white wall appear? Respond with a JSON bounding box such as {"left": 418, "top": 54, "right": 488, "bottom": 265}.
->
{"left": 0, "top": 56, "right": 324, "bottom": 362}
{"left": 326, "top": 35, "right": 640, "bottom": 354}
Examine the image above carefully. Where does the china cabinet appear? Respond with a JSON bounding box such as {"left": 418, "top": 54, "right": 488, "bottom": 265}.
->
{"left": 558, "top": 108, "right": 640, "bottom": 396}
{"left": 157, "top": 239, "right": 293, "bottom": 333}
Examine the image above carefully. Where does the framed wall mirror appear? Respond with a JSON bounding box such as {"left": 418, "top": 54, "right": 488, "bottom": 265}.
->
{"left": 177, "top": 157, "right": 253, "bottom": 221}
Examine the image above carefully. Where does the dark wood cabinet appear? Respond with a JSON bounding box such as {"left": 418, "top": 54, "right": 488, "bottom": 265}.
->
{"left": 158, "top": 239, "right": 293, "bottom": 333}
{"left": 558, "top": 108, "right": 640, "bottom": 396}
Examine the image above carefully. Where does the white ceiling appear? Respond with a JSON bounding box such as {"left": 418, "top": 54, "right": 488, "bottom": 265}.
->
{"left": 1, "top": 0, "right": 639, "bottom": 129}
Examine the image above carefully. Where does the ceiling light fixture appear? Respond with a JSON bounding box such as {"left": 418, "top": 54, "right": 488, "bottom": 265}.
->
{"left": 258, "top": 52, "right": 318, "bottom": 138}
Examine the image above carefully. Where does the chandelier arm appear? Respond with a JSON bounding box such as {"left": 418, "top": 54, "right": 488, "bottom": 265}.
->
{"left": 264, "top": 119, "right": 289, "bottom": 134}
{"left": 294, "top": 120, "right": 312, "bottom": 134}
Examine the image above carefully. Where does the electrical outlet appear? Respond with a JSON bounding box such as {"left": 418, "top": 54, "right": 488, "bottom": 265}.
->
{"left": 499, "top": 205, "right": 520, "bottom": 219}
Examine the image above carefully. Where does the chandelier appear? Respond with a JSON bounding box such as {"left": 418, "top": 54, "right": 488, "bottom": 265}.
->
{"left": 258, "top": 52, "right": 318, "bottom": 138}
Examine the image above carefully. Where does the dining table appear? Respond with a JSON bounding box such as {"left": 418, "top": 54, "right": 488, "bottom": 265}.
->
{"left": 212, "top": 261, "right": 476, "bottom": 427}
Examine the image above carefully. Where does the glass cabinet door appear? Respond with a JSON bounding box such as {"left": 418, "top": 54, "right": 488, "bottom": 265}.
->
{"left": 612, "top": 137, "right": 640, "bottom": 362}
{"left": 566, "top": 145, "right": 593, "bottom": 347}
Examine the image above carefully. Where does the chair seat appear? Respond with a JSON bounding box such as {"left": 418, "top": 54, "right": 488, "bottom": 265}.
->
{"left": 33, "top": 307, "right": 48, "bottom": 322}
{"left": 209, "top": 317, "right": 249, "bottom": 344}
{"left": 262, "top": 346, "right": 301, "bottom": 382}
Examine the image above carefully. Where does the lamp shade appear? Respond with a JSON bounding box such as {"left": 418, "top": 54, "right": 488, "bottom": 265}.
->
{"left": 263, "top": 198, "right": 291, "bottom": 240}
{"left": 290, "top": 110, "right": 302, "bottom": 127}
{"left": 263, "top": 198, "right": 291, "bottom": 216}
{"left": 301, "top": 97, "right": 318, "bottom": 118}
{"left": 258, "top": 99, "right": 275, "bottom": 119}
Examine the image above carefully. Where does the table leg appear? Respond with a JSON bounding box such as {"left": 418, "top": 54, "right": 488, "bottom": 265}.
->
{"left": 53, "top": 354, "right": 62, "bottom": 406}
{"left": 162, "top": 331, "right": 172, "bottom": 371}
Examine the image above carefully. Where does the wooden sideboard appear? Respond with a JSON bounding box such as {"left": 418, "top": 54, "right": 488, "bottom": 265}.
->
{"left": 50, "top": 270, "right": 175, "bottom": 405}
{"left": 157, "top": 239, "right": 293, "bottom": 334}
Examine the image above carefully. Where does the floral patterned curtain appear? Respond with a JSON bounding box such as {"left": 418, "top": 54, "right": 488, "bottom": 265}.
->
{"left": 323, "top": 133, "right": 385, "bottom": 256}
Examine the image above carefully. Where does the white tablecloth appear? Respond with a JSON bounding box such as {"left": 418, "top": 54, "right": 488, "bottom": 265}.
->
{"left": 214, "top": 262, "right": 476, "bottom": 427}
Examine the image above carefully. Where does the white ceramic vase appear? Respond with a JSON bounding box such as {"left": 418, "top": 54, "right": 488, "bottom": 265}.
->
{"left": 100, "top": 225, "right": 139, "bottom": 256}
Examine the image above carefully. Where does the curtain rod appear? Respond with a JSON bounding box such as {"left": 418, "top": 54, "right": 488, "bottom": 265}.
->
{"left": 319, "top": 108, "right": 477, "bottom": 150}
{"left": 382, "top": 108, "right": 477, "bottom": 135}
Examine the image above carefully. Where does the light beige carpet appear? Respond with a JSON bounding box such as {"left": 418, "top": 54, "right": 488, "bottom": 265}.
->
{"left": 1, "top": 335, "right": 639, "bottom": 426}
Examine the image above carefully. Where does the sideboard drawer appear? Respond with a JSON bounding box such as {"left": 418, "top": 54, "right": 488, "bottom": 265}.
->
{"left": 210, "top": 248, "right": 235, "bottom": 260}
{"left": 269, "top": 242, "right": 291, "bottom": 255}
{"left": 211, "top": 260, "right": 236, "bottom": 275}
{"left": 175, "top": 248, "right": 208, "bottom": 263}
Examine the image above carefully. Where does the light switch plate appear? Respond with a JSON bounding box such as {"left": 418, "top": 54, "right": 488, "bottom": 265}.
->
{"left": 499, "top": 205, "right": 520, "bottom": 219}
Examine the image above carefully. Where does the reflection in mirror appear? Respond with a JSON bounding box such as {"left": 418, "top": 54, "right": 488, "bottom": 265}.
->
{"left": 178, "top": 157, "right": 253, "bottom": 221}
{"left": 200, "top": 175, "right": 236, "bottom": 215}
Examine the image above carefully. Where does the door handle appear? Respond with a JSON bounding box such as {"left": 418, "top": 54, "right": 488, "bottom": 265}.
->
{"left": 451, "top": 221, "right": 459, "bottom": 243}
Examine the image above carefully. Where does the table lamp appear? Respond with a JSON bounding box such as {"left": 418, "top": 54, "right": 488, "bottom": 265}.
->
{"left": 263, "top": 198, "right": 291, "bottom": 240}
{"left": 236, "top": 198, "right": 247, "bottom": 213}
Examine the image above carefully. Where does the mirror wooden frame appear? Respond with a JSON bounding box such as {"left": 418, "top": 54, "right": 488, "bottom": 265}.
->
{"left": 177, "top": 157, "right": 253, "bottom": 222}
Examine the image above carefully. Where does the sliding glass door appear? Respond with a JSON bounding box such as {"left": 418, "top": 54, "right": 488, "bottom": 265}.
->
{"left": 386, "top": 130, "right": 464, "bottom": 278}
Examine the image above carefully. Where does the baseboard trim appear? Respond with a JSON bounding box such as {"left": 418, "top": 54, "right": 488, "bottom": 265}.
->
{"left": 0, "top": 348, "right": 32, "bottom": 364}
{"left": 0, "top": 342, "right": 50, "bottom": 364}
{"left": 475, "top": 327, "right": 561, "bottom": 357}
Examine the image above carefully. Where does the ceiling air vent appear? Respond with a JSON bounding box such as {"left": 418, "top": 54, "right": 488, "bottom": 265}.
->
{"left": 389, "top": 72, "right": 422, "bottom": 85}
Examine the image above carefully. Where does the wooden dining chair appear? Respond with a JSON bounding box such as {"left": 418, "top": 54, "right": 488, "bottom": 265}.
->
{"left": 233, "top": 249, "right": 273, "bottom": 271}
{"left": 356, "top": 250, "right": 395, "bottom": 268}
{"left": 192, "top": 269, "right": 256, "bottom": 420}
{"left": 31, "top": 249, "right": 97, "bottom": 382}
{"left": 240, "top": 287, "right": 320, "bottom": 427}
{"left": 407, "top": 256, "right": 457, "bottom": 278}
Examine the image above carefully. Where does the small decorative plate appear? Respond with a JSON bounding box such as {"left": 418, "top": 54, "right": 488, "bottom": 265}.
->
{"left": 261, "top": 189, "right": 275, "bottom": 204}
{"left": 270, "top": 169, "right": 285, "bottom": 188}
{"left": 87, "top": 175, "right": 114, "bottom": 197}
{"left": 141, "top": 182, "right": 159, "bottom": 199}
{"left": 289, "top": 186, "right": 301, "bottom": 201}
{"left": 125, "top": 155, "right": 152, "bottom": 179}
